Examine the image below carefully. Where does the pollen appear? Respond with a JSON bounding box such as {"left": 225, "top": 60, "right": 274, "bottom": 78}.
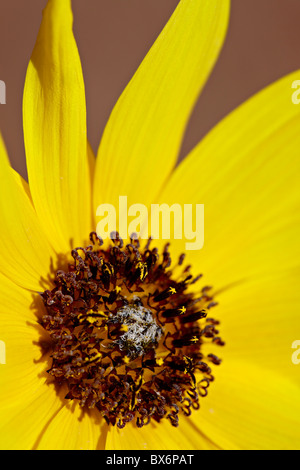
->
{"left": 40, "top": 232, "right": 224, "bottom": 429}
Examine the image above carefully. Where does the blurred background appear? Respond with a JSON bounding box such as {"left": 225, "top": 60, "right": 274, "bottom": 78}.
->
{"left": 0, "top": 0, "right": 299, "bottom": 179}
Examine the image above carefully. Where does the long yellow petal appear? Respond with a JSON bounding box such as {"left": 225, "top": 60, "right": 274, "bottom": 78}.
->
{"left": 23, "top": 0, "right": 92, "bottom": 254}
{"left": 153, "top": 71, "right": 300, "bottom": 290}
{"left": 94, "top": 0, "right": 230, "bottom": 234}
{"left": 0, "top": 133, "right": 56, "bottom": 291}
{"left": 193, "top": 359, "right": 300, "bottom": 450}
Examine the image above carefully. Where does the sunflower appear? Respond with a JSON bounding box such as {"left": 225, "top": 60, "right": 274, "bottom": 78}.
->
{"left": 0, "top": 0, "right": 299, "bottom": 451}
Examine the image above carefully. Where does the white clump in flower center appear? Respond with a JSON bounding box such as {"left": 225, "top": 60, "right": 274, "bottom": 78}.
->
{"left": 112, "top": 304, "right": 163, "bottom": 359}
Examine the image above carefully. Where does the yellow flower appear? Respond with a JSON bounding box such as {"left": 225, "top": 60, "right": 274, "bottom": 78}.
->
{"left": 0, "top": 0, "right": 299, "bottom": 450}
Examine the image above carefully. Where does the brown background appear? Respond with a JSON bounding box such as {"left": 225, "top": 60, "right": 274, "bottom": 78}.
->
{"left": 0, "top": 0, "right": 299, "bottom": 180}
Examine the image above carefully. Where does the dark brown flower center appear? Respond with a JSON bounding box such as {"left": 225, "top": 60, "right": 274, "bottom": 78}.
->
{"left": 40, "top": 232, "right": 224, "bottom": 428}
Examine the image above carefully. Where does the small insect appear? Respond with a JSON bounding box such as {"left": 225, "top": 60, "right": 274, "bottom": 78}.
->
{"left": 109, "top": 304, "right": 163, "bottom": 359}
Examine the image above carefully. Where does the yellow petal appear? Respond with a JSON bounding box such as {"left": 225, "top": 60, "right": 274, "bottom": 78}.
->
{"left": 105, "top": 417, "right": 218, "bottom": 450}
{"left": 0, "top": 133, "right": 56, "bottom": 291}
{"left": 213, "top": 269, "right": 300, "bottom": 380}
{"left": 0, "top": 387, "right": 62, "bottom": 450}
{"left": 23, "top": 0, "right": 92, "bottom": 254}
{"left": 154, "top": 70, "right": 300, "bottom": 289}
{"left": 36, "top": 403, "right": 108, "bottom": 450}
{"left": 94, "top": 0, "right": 230, "bottom": 233}
{"left": 194, "top": 359, "right": 300, "bottom": 450}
